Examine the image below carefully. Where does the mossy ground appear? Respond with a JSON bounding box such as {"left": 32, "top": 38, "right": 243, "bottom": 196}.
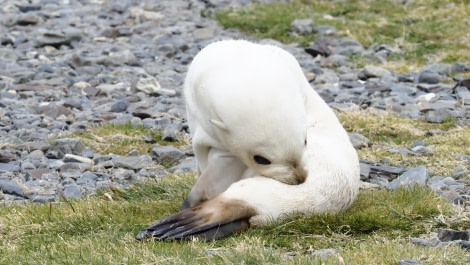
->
{"left": 216, "top": 0, "right": 470, "bottom": 74}
{"left": 2, "top": 0, "right": 470, "bottom": 263}
{"left": 2, "top": 111, "right": 469, "bottom": 264}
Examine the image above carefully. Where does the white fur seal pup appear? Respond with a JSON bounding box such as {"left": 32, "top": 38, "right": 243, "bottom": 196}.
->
{"left": 136, "top": 40, "right": 360, "bottom": 240}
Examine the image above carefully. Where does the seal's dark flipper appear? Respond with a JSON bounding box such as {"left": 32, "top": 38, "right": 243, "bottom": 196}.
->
{"left": 136, "top": 196, "right": 253, "bottom": 241}
{"left": 136, "top": 212, "right": 249, "bottom": 241}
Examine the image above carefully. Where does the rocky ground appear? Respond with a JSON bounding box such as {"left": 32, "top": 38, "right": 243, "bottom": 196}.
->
{"left": 0, "top": 0, "right": 469, "bottom": 254}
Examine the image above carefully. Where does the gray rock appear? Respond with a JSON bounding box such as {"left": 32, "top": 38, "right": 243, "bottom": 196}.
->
{"left": 60, "top": 163, "right": 92, "bottom": 179}
{"left": 425, "top": 109, "right": 453, "bottom": 123}
{"left": 76, "top": 171, "right": 98, "bottom": 186}
{"left": 437, "top": 228, "right": 469, "bottom": 242}
{"left": 63, "top": 154, "right": 93, "bottom": 165}
{"left": 113, "top": 168, "right": 135, "bottom": 181}
{"left": 411, "top": 237, "right": 432, "bottom": 246}
{"left": 452, "top": 166, "right": 468, "bottom": 180}
{"left": 422, "top": 63, "right": 450, "bottom": 77}
{"left": 309, "top": 248, "right": 339, "bottom": 258}
{"left": 455, "top": 240, "right": 470, "bottom": 251}
{"left": 348, "top": 133, "right": 371, "bottom": 148}
{"left": 410, "top": 145, "right": 433, "bottom": 156}
{"left": 290, "top": 19, "right": 315, "bottom": 35}
{"left": 410, "top": 141, "right": 425, "bottom": 148}
{"left": 362, "top": 65, "right": 392, "bottom": 78}
{"left": 25, "top": 168, "right": 55, "bottom": 180}
{"left": 451, "top": 62, "right": 470, "bottom": 73}
{"left": 437, "top": 190, "right": 467, "bottom": 206}
{"left": 388, "top": 165, "right": 428, "bottom": 190}
{"left": 112, "top": 155, "right": 153, "bottom": 170}
{"left": 314, "top": 25, "right": 337, "bottom": 37}
{"left": 0, "top": 163, "right": 20, "bottom": 173}
{"left": 417, "top": 70, "right": 440, "bottom": 84}
{"left": 369, "top": 164, "right": 404, "bottom": 180}
{"left": 151, "top": 146, "right": 186, "bottom": 166}
{"left": 63, "top": 184, "right": 82, "bottom": 199}
{"left": 0, "top": 180, "right": 25, "bottom": 197}
{"left": 170, "top": 157, "right": 197, "bottom": 174}
{"left": 359, "top": 162, "right": 371, "bottom": 180}
{"left": 29, "top": 194, "right": 56, "bottom": 203}
{"left": 46, "top": 138, "right": 86, "bottom": 159}
{"left": 110, "top": 100, "right": 129, "bottom": 112}
{"left": 397, "top": 259, "right": 421, "bottom": 265}
{"left": 35, "top": 28, "right": 83, "bottom": 48}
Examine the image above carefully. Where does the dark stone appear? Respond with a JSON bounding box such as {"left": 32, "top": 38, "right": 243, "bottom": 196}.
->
{"left": 397, "top": 259, "right": 421, "bottom": 265}
{"left": 151, "top": 146, "right": 185, "bottom": 165}
{"left": 388, "top": 165, "right": 428, "bottom": 190}
{"left": 36, "top": 103, "right": 72, "bottom": 119}
{"left": 0, "top": 180, "right": 25, "bottom": 197}
{"left": 46, "top": 138, "right": 86, "bottom": 159}
{"left": 437, "top": 228, "right": 469, "bottom": 242}
{"left": 112, "top": 155, "right": 153, "bottom": 170}
{"left": 110, "top": 100, "right": 129, "bottom": 112}
{"left": 0, "top": 163, "right": 20, "bottom": 173}
{"left": 63, "top": 184, "right": 82, "bottom": 199}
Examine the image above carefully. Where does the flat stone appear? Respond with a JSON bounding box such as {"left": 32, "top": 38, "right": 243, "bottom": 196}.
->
{"left": 388, "top": 165, "right": 428, "bottom": 190}
{"left": 437, "top": 228, "right": 469, "bottom": 242}
{"left": 112, "top": 155, "right": 153, "bottom": 170}
{"left": 76, "top": 171, "right": 98, "bottom": 186}
{"left": 0, "top": 180, "right": 25, "bottom": 197}
{"left": 452, "top": 166, "right": 468, "bottom": 180}
{"left": 290, "top": 19, "right": 315, "bottom": 35}
{"left": 362, "top": 65, "right": 392, "bottom": 78}
{"left": 308, "top": 248, "right": 339, "bottom": 258}
{"left": 0, "top": 163, "right": 20, "bottom": 173}
{"left": 63, "top": 154, "right": 93, "bottom": 165}
{"left": 348, "top": 133, "right": 371, "bottom": 148}
{"left": 151, "top": 146, "right": 185, "bottom": 166}
{"left": 46, "top": 138, "right": 86, "bottom": 159}
{"left": 63, "top": 184, "right": 82, "bottom": 199}
{"left": 25, "top": 168, "right": 55, "bottom": 180}
{"left": 397, "top": 259, "right": 421, "bottom": 265}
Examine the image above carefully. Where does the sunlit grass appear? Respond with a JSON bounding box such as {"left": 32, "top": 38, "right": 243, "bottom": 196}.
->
{"left": 64, "top": 122, "right": 188, "bottom": 155}
{"left": 216, "top": 0, "right": 470, "bottom": 73}
{"left": 1, "top": 174, "right": 467, "bottom": 264}
{"left": 338, "top": 110, "right": 470, "bottom": 176}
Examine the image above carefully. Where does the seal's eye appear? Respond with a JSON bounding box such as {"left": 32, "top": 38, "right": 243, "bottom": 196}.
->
{"left": 254, "top": 155, "right": 271, "bottom": 165}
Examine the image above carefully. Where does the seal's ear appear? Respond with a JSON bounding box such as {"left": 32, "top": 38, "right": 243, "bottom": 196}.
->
{"left": 209, "top": 119, "right": 229, "bottom": 132}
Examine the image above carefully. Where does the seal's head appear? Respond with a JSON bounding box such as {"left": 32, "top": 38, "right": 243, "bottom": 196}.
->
{"left": 187, "top": 40, "right": 312, "bottom": 185}
{"left": 206, "top": 66, "right": 310, "bottom": 185}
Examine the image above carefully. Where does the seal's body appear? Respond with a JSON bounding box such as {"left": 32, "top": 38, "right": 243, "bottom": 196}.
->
{"left": 137, "top": 40, "right": 360, "bottom": 240}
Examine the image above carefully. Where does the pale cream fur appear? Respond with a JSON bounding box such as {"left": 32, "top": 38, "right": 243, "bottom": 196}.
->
{"left": 183, "top": 40, "right": 360, "bottom": 226}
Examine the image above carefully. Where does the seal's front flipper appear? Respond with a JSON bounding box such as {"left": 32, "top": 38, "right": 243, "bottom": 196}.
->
{"left": 137, "top": 195, "right": 253, "bottom": 241}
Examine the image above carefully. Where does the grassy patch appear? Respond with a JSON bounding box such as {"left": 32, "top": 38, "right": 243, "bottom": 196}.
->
{"left": 2, "top": 109, "right": 470, "bottom": 263}
{"left": 65, "top": 122, "right": 188, "bottom": 155}
{"left": 337, "top": 110, "right": 470, "bottom": 176}
{"left": 1, "top": 174, "right": 468, "bottom": 264}
{"left": 216, "top": 0, "right": 470, "bottom": 73}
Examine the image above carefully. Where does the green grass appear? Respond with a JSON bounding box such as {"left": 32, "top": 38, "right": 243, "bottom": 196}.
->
{"left": 2, "top": 1, "right": 470, "bottom": 262}
{"left": 65, "top": 122, "right": 188, "bottom": 156}
{"left": 1, "top": 111, "right": 469, "bottom": 263}
{"left": 338, "top": 110, "right": 470, "bottom": 176}
{"left": 216, "top": 0, "right": 470, "bottom": 73}
{"left": 1, "top": 174, "right": 468, "bottom": 265}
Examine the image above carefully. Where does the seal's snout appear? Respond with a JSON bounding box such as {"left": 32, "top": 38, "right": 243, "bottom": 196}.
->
{"left": 291, "top": 160, "right": 308, "bottom": 185}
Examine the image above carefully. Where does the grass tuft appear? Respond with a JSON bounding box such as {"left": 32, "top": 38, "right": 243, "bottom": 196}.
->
{"left": 1, "top": 172, "right": 468, "bottom": 264}
{"left": 61, "top": 121, "right": 188, "bottom": 155}
{"left": 216, "top": 0, "right": 470, "bottom": 73}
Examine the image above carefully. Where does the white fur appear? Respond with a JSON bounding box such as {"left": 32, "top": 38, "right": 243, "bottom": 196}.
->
{"left": 183, "top": 40, "right": 360, "bottom": 225}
